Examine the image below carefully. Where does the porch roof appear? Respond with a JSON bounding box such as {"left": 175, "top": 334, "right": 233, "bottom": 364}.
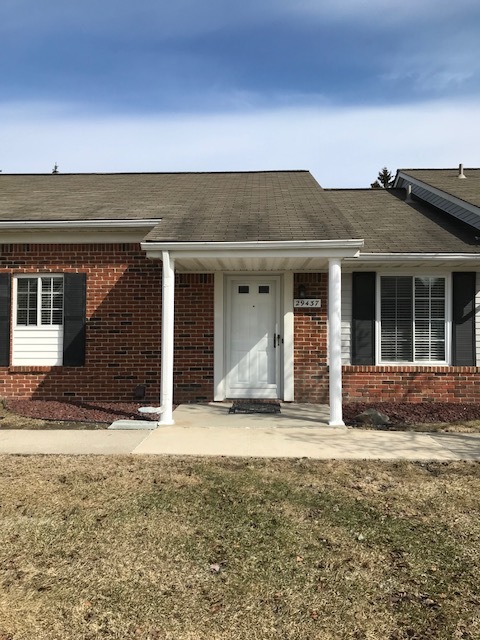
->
{"left": 141, "top": 239, "right": 364, "bottom": 272}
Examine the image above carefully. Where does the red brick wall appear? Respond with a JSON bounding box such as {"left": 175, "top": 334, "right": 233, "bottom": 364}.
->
{"left": 343, "top": 365, "right": 480, "bottom": 404}
{"left": 174, "top": 273, "right": 214, "bottom": 403}
{"left": 292, "top": 273, "right": 480, "bottom": 405}
{"left": 293, "top": 273, "right": 329, "bottom": 402}
{"left": 2, "top": 249, "right": 477, "bottom": 406}
{"left": 0, "top": 243, "right": 165, "bottom": 402}
{"left": 0, "top": 244, "right": 216, "bottom": 403}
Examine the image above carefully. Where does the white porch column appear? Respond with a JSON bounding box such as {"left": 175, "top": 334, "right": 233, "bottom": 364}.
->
{"left": 328, "top": 258, "right": 344, "bottom": 426}
{"left": 159, "top": 251, "right": 175, "bottom": 425}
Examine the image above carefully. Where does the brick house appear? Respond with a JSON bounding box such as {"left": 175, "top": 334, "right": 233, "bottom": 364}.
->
{"left": 1, "top": 166, "right": 480, "bottom": 426}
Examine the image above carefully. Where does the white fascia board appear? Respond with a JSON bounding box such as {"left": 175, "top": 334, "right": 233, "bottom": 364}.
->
{"left": 347, "top": 253, "right": 480, "bottom": 262}
{"left": 395, "top": 172, "right": 480, "bottom": 218}
{"left": 0, "top": 231, "right": 147, "bottom": 244}
{"left": 0, "top": 218, "right": 161, "bottom": 229}
{"left": 141, "top": 239, "right": 364, "bottom": 260}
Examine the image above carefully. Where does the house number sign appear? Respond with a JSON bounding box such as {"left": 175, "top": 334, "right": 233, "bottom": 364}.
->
{"left": 294, "top": 299, "right": 321, "bottom": 308}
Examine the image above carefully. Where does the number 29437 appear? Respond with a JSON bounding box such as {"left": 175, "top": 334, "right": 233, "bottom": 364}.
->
{"left": 294, "top": 299, "right": 321, "bottom": 308}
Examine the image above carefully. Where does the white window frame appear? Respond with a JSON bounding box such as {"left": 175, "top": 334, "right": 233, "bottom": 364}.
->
{"left": 375, "top": 272, "right": 452, "bottom": 366}
{"left": 12, "top": 274, "right": 65, "bottom": 366}
{"left": 14, "top": 274, "right": 64, "bottom": 327}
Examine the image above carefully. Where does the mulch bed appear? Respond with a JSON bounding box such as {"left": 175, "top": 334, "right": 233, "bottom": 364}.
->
{"left": 5, "top": 400, "right": 158, "bottom": 424}
{"left": 343, "top": 401, "right": 480, "bottom": 426}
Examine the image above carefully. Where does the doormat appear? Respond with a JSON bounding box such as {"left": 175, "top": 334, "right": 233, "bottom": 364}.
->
{"left": 229, "top": 401, "right": 281, "bottom": 415}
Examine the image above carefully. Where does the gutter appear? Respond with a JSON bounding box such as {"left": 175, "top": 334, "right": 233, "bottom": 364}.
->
{"left": 141, "top": 239, "right": 364, "bottom": 259}
{"left": 347, "top": 253, "right": 480, "bottom": 261}
{"left": 0, "top": 219, "right": 162, "bottom": 229}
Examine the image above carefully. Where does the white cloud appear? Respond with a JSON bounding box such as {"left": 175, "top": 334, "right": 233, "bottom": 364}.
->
{"left": 1, "top": 99, "right": 479, "bottom": 187}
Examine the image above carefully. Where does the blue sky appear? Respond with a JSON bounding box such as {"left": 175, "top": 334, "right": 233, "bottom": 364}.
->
{"left": 1, "top": 0, "right": 480, "bottom": 186}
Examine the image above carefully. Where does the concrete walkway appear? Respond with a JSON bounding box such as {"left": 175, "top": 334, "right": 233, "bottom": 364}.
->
{"left": 1, "top": 403, "right": 480, "bottom": 460}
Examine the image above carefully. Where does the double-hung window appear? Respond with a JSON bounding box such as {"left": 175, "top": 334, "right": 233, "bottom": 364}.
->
{"left": 380, "top": 275, "right": 447, "bottom": 364}
{"left": 13, "top": 275, "right": 64, "bottom": 365}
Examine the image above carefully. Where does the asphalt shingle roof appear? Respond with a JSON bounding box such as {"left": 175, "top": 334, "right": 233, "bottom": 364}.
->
{"left": 2, "top": 171, "right": 480, "bottom": 254}
{"left": 324, "top": 188, "right": 480, "bottom": 254}
{"left": 0, "top": 173, "right": 175, "bottom": 221}
{"left": 399, "top": 168, "right": 480, "bottom": 209}
{"left": 0, "top": 171, "right": 358, "bottom": 242}
{"left": 141, "top": 171, "right": 358, "bottom": 242}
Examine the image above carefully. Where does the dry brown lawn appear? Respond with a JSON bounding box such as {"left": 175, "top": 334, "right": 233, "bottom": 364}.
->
{"left": 0, "top": 412, "right": 105, "bottom": 430}
{"left": 0, "top": 456, "right": 479, "bottom": 640}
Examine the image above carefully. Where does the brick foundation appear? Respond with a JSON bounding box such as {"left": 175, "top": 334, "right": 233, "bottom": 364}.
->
{"left": 343, "top": 365, "right": 480, "bottom": 403}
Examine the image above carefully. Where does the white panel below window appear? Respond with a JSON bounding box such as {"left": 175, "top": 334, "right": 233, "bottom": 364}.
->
{"left": 12, "top": 327, "right": 64, "bottom": 366}
{"left": 476, "top": 272, "right": 480, "bottom": 366}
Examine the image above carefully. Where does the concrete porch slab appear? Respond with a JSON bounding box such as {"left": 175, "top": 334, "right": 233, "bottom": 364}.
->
{"left": 170, "top": 402, "right": 333, "bottom": 429}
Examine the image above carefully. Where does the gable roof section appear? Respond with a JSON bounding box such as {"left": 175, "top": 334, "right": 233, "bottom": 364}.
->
{"left": 398, "top": 168, "right": 480, "bottom": 208}
{"left": 325, "top": 188, "right": 480, "bottom": 254}
{"left": 0, "top": 173, "right": 175, "bottom": 222}
{"left": 395, "top": 168, "right": 480, "bottom": 232}
{"left": 142, "top": 171, "right": 357, "bottom": 242}
{"left": 0, "top": 171, "right": 359, "bottom": 243}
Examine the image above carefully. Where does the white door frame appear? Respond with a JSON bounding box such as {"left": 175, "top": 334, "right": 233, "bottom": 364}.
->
{"left": 225, "top": 275, "right": 281, "bottom": 399}
{"left": 214, "top": 272, "right": 294, "bottom": 401}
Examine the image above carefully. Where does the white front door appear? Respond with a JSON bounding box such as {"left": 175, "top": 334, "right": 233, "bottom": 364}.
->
{"left": 225, "top": 276, "right": 281, "bottom": 398}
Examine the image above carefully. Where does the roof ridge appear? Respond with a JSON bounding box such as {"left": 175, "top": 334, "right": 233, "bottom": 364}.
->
{"left": 400, "top": 167, "right": 480, "bottom": 172}
{"left": 0, "top": 170, "right": 310, "bottom": 177}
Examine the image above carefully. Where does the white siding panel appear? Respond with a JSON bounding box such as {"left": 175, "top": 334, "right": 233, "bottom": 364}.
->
{"left": 12, "top": 327, "right": 64, "bottom": 366}
{"left": 341, "top": 273, "right": 352, "bottom": 365}
{"left": 476, "top": 272, "right": 480, "bottom": 366}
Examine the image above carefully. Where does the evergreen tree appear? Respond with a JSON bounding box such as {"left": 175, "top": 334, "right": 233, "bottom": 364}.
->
{"left": 371, "top": 166, "right": 394, "bottom": 189}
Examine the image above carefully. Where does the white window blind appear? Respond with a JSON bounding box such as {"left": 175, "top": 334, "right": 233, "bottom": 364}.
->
{"left": 16, "top": 276, "right": 64, "bottom": 326}
{"left": 414, "top": 277, "right": 445, "bottom": 361}
{"left": 380, "top": 276, "right": 413, "bottom": 361}
{"left": 380, "top": 276, "right": 446, "bottom": 363}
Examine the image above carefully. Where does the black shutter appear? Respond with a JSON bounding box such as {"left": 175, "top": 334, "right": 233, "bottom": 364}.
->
{"left": 63, "top": 273, "right": 86, "bottom": 366}
{"left": 352, "top": 272, "right": 376, "bottom": 365}
{"left": 452, "top": 272, "right": 475, "bottom": 366}
{"left": 0, "top": 274, "right": 11, "bottom": 366}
